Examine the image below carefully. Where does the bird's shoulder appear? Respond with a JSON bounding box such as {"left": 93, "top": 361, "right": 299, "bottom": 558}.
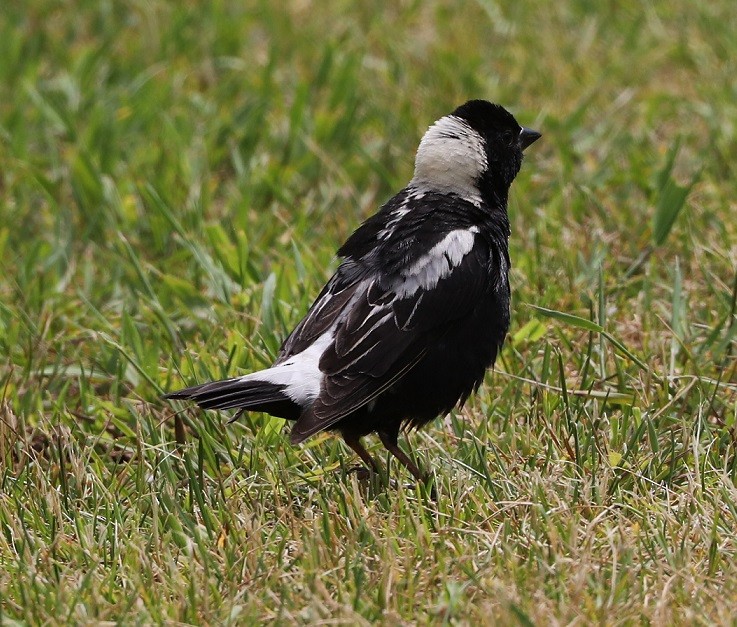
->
{"left": 337, "top": 185, "right": 498, "bottom": 273}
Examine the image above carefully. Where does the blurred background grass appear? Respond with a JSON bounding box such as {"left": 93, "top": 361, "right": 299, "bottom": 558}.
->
{"left": 1, "top": 0, "right": 736, "bottom": 623}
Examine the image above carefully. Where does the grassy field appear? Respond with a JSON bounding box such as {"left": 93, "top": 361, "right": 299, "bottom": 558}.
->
{"left": 1, "top": 0, "right": 736, "bottom": 623}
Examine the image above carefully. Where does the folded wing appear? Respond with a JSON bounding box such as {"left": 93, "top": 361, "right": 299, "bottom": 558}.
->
{"left": 288, "top": 225, "right": 495, "bottom": 443}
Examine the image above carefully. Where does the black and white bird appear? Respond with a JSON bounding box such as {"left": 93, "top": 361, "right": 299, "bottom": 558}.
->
{"left": 166, "top": 100, "right": 540, "bottom": 488}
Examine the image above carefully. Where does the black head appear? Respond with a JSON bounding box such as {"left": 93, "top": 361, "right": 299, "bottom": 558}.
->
{"left": 451, "top": 100, "right": 540, "bottom": 202}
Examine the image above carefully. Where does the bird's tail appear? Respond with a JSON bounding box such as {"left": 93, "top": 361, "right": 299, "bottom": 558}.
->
{"left": 164, "top": 376, "right": 301, "bottom": 421}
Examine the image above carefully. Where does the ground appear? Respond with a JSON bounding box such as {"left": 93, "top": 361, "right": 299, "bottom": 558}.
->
{"left": 1, "top": 0, "right": 736, "bottom": 624}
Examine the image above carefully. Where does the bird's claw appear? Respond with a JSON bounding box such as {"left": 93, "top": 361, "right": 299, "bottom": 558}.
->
{"left": 346, "top": 464, "right": 374, "bottom": 481}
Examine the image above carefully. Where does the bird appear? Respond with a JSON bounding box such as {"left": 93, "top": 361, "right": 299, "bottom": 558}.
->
{"left": 165, "top": 100, "right": 540, "bottom": 491}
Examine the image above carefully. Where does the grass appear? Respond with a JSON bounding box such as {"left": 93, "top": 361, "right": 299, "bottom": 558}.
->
{"left": 1, "top": 0, "right": 736, "bottom": 623}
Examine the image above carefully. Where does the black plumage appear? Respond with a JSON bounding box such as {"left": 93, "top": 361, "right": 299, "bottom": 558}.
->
{"left": 166, "top": 100, "right": 540, "bottom": 488}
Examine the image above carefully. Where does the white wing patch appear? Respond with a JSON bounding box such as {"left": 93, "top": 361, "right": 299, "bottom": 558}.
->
{"left": 411, "top": 115, "right": 487, "bottom": 205}
{"left": 246, "top": 330, "right": 333, "bottom": 404}
{"left": 394, "top": 229, "right": 476, "bottom": 297}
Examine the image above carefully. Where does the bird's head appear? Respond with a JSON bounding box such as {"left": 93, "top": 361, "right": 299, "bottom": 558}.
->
{"left": 412, "top": 100, "right": 540, "bottom": 206}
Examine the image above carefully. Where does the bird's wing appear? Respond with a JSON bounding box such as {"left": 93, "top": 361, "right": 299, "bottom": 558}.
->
{"left": 289, "top": 219, "right": 499, "bottom": 443}
{"left": 275, "top": 189, "right": 416, "bottom": 361}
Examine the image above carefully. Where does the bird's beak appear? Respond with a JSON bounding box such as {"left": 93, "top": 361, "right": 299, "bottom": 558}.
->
{"left": 519, "top": 127, "right": 542, "bottom": 151}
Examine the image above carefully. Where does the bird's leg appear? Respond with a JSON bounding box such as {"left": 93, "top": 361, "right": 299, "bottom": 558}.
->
{"left": 378, "top": 429, "right": 436, "bottom": 499}
{"left": 342, "top": 434, "right": 381, "bottom": 478}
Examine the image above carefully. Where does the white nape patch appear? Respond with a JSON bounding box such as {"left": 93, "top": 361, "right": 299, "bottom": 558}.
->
{"left": 394, "top": 229, "right": 476, "bottom": 297}
{"left": 242, "top": 331, "right": 333, "bottom": 404}
{"left": 411, "top": 115, "right": 487, "bottom": 205}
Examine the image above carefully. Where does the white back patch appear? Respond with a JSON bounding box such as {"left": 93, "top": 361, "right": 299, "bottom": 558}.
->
{"left": 244, "top": 330, "right": 333, "bottom": 404}
{"left": 411, "top": 115, "right": 486, "bottom": 205}
{"left": 394, "top": 229, "right": 476, "bottom": 297}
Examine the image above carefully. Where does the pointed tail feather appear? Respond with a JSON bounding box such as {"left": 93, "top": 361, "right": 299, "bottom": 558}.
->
{"left": 164, "top": 377, "right": 302, "bottom": 421}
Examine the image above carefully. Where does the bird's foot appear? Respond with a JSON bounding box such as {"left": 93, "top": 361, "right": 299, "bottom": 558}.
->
{"left": 398, "top": 479, "right": 437, "bottom": 501}
{"left": 345, "top": 464, "right": 401, "bottom": 497}
{"left": 346, "top": 464, "right": 374, "bottom": 482}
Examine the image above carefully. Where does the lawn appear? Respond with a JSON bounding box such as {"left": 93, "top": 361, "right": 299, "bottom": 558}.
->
{"left": 1, "top": 0, "right": 736, "bottom": 623}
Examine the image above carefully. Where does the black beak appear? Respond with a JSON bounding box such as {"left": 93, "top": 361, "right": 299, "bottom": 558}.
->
{"left": 520, "top": 127, "right": 542, "bottom": 151}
